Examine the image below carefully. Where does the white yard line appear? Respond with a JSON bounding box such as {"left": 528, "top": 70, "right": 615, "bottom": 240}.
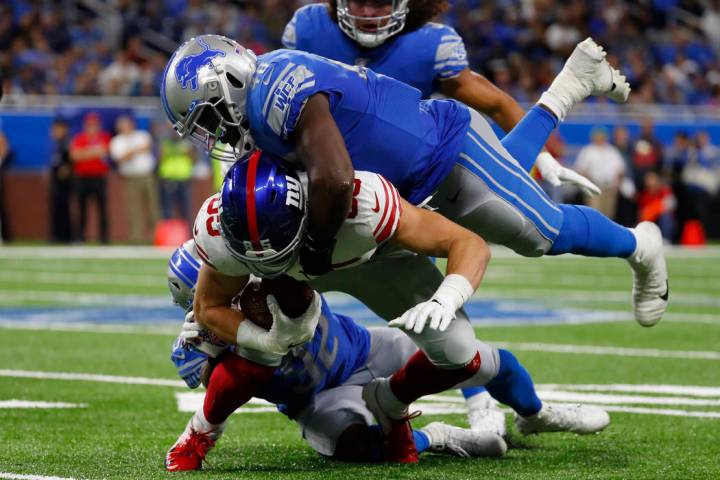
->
{"left": 495, "top": 342, "right": 720, "bottom": 360}
{"left": 0, "top": 321, "right": 177, "bottom": 335}
{"left": 0, "top": 400, "right": 87, "bottom": 409}
{"left": 0, "top": 271, "right": 162, "bottom": 287}
{"left": 540, "top": 384, "right": 720, "bottom": 397}
{"left": 0, "top": 474, "right": 78, "bottom": 480}
{"left": 476, "top": 289, "right": 720, "bottom": 307}
{"left": 0, "top": 291, "right": 167, "bottom": 307}
{"left": 0, "top": 246, "right": 172, "bottom": 259}
{"left": 0, "top": 370, "right": 185, "bottom": 387}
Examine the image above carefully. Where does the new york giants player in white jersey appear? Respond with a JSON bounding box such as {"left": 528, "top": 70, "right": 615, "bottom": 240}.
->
{"left": 165, "top": 240, "right": 607, "bottom": 470}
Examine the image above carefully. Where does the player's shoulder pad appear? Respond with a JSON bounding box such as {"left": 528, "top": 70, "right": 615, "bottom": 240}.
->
{"left": 282, "top": 4, "right": 331, "bottom": 49}
{"left": 351, "top": 171, "right": 403, "bottom": 244}
{"left": 425, "top": 23, "right": 468, "bottom": 80}
{"left": 192, "top": 194, "right": 249, "bottom": 277}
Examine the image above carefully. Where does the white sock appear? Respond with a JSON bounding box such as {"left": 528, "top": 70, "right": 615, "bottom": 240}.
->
{"left": 191, "top": 408, "right": 225, "bottom": 439}
{"left": 538, "top": 91, "right": 569, "bottom": 122}
{"left": 378, "top": 378, "right": 410, "bottom": 419}
{"left": 465, "top": 390, "right": 493, "bottom": 411}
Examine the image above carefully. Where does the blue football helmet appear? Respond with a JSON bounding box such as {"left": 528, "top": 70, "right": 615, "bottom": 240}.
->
{"left": 219, "top": 150, "right": 306, "bottom": 278}
{"left": 167, "top": 239, "right": 201, "bottom": 310}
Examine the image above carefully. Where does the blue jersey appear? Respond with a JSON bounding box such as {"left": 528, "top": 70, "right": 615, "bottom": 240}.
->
{"left": 282, "top": 3, "right": 468, "bottom": 98}
{"left": 247, "top": 49, "right": 471, "bottom": 204}
{"left": 257, "top": 296, "right": 371, "bottom": 416}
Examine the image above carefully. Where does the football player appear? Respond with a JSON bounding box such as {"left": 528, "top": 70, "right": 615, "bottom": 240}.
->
{"left": 281, "top": 1, "right": 598, "bottom": 195}
{"left": 181, "top": 152, "right": 610, "bottom": 463}
{"left": 160, "top": 35, "right": 668, "bottom": 336}
{"left": 165, "top": 241, "right": 607, "bottom": 470}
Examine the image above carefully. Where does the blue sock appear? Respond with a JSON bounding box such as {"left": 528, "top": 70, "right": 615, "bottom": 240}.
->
{"left": 501, "top": 105, "right": 558, "bottom": 173}
{"left": 461, "top": 386, "right": 487, "bottom": 399}
{"left": 485, "top": 349, "right": 542, "bottom": 417}
{"left": 413, "top": 430, "right": 431, "bottom": 454}
{"left": 549, "top": 204, "right": 637, "bottom": 257}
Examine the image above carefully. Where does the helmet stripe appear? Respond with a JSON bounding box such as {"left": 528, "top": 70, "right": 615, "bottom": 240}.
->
{"left": 245, "top": 150, "right": 263, "bottom": 251}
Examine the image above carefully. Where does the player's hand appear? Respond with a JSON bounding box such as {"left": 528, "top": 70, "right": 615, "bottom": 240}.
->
{"left": 180, "top": 310, "right": 201, "bottom": 344}
{"left": 389, "top": 299, "right": 456, "bottom": 334}
{"left": 266, "top": 291, "right": 321, "bottom": 349}
{"left": 535, "top": 152, "right": 601, "bottom": 196}
{"left": 299, "top": 235, "right": 335, "bottom": 277}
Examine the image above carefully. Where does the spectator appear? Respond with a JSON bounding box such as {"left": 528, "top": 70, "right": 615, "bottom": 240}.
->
{"left": 631, "top": 118, "right": 663, "bottom": 188}
{"left": 69, "top": 112, "right": 110, "bottom": 243}
{"left": 109, "top": 115, "right": 160, "bottom": 243}
{"left": 574, "top": 127, "right": 626, "bottom": 219}
{"left": 48, "top": 118, "right": 74, "bottom": 243}
{"left": 99, "top": 52, "right": 141, "bottom": 96}
{"left": 638, "top": 171, "right": 676, "bottom": 241}
{"left": 156, "top": 123, "right": 196, "bottom": 228}
{"left": 0, "top": 125, "right": 11, "bottom": 243}
{"left": 613, "top": 126, "right": 638, "bottom": 227}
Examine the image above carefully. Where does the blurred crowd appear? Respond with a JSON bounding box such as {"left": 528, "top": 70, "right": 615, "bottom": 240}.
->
{"left": 1, "top": 0, "right": 719, "bottom": 105}
{"left": 551, "top": 122, "right": 720, "bottom": 243}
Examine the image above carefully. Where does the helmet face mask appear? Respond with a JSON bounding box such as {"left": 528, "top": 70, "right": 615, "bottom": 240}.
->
{"left": 161, "top": 35, "right": 257, "bottom": 163}
{"left": 336, "top": 0, "right": 409, "bottom": 48}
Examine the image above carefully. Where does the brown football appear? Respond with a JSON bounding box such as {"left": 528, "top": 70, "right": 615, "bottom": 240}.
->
{"left": 238, "top": 276, "right": 314, "bottom": 330}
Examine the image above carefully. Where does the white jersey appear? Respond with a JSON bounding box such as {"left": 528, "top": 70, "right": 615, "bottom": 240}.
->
{"left": 193, "top": 170, "right": 402, "bottom": 279}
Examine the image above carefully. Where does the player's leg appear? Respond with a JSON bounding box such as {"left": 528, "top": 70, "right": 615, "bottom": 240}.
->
{"left": 455, "top": 346, "right": 610, "bottom": 435}
{"left": 310, "top": 252, "right": 504, "bottom": 434}
{"left": 165, "top": 351, "right": 278, "bottom": 471}
{"left": 295, "top": 328, "right": 505, "bottom": 462}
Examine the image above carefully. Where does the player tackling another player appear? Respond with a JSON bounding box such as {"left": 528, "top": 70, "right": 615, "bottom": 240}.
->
{"left": 165, "top": 241, "right": 609, "bottom": 469}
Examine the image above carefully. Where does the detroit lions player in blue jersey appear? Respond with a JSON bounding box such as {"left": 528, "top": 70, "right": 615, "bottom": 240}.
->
{"left": 160, "top": 34, "right": 668, "bottom": 329}
{"left": 164, "top": 241, "right": 608, "bottom": 470}
{"left": 281, "top": 1, "right": 600, "bottom": 196}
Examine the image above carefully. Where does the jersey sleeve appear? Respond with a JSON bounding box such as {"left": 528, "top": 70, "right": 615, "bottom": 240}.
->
{"left": 258, "top": 57, "right": 318, "bottom": 140}
{"left": 192, "top": 194, "right": 250, "bottom": 277}
{"left": 433, "top": 26, "right": 469, "bottom": 81}
{"left": 353, "top": 171, "right": 403, "bottom": 245}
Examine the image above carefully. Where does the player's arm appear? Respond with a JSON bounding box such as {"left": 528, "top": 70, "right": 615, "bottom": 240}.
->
{"left": 293, "top": 93, "right": 354, "bottom": 275}
{"left": 440, "top": 68, "right": 524, "bottom": 134}
{"left": 192, "top": 264, "right": 249, "bottom": 344}
{"left": 391, "top": 198, "right": 490, "bottom": 290}
{"left": 386, "top": 198, "right": 490, "bottom": 334}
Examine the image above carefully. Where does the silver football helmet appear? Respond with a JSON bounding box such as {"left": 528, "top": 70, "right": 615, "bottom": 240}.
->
{"left": 167, "top": 240, "right": 202, "bottom": 311}
{"left": 336, "top": 0, "right": 409, "bottom": 48}
{"left": 161, "top": 34, "right": 257, "bottom": 163}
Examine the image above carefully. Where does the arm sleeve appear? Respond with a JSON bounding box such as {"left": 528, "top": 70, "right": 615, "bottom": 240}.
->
{"left": 433, "top": 27, "right": 469, "bottom": 81}
{"left": 263, "top": 62, "right": 319, "bottom": 140}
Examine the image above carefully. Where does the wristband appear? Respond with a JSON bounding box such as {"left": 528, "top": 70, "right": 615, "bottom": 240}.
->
{"left": 431, "top": 274, "right": 474, "bottom": 312}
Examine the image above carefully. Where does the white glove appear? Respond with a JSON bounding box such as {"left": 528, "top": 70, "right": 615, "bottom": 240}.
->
{"left": 179, "top": 310, "right": 228, "bottom": 357}
{"left": 236, "top": 291, "right": 322, "bottom": 355}
{"left": 535, "top": 152, "right": 601, "bottom": 197}
{"left": 180, "top": 310, "right": 201, "bottom": 342}
{"left": 389, "top": 274, "right": 474, "bottom": 334}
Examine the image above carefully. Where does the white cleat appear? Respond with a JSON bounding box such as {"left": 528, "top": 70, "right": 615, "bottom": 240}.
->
{"left": 466, "top": 392, "right": 507, "bottom": 437}
{"left": 628, "top": 221, "right": 669, "bottom": 327}
{"left": 515, "top": 403, "right": 610, "bottom": 435}
{"left": 421, "top": 422, "right": 507, "bottom": 457}
{"left": 541, "top": 37, "right": 630, "bottom": 119}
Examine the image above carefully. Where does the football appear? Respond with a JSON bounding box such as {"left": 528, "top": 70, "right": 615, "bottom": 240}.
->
{"left": 238, "top": 276, "right": 314, "bottom": 329}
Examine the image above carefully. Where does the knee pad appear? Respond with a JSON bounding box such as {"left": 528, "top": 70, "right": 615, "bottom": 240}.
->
{"left": 407, "top": 315, "right": 478, "bottom": 368}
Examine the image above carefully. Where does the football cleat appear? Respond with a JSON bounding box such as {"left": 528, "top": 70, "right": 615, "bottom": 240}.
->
{"left": 466, "top": 391, "right": 507, "bottom": 437}
{"left": 165, "top": 422, "right": 217, "bottom": 471}
{"left": 421, "top": 422, "right": 507, "bottom": 458}
{"left": 628, "top": 221, "right": 668, "bottom": 327}
{"left": 362, "top": 378, "right": 419, "bottom": 463}
{"left": 541, "top": 37, "right": 630, "bottom": 120}
{"left": 515, "top": 403, "right": 610, "bottom": 435}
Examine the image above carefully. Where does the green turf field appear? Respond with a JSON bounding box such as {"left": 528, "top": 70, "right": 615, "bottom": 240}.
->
{"left": 1, "top": 246, "right": 719, "bottom": 480}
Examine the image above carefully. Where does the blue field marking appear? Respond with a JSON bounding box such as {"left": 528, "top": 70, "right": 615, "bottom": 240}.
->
{"left": 0, "top": 296, "right": 623, "bottom": 327}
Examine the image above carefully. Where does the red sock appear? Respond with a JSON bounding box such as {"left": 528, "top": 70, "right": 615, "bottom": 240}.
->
{"left": 203, "top": 354, "right": 276, "bottom": 424}
{"left": 389, "top": 350, "right": 481, "bottom": 404}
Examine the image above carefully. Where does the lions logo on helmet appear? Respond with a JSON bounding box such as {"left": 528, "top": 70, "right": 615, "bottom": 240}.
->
{"left": 219, "top": 150, "right": 307, "bottom": 278}
{"left": 336, "top": 0, "right": 410, "bottom": 48}
{"left": 161, "top": 34, "right": 257, "bottom": 163}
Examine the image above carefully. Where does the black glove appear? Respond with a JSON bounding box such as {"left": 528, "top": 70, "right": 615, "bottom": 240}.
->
{"left": 299, "top": 234, "right": 336, "bottom": 277}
